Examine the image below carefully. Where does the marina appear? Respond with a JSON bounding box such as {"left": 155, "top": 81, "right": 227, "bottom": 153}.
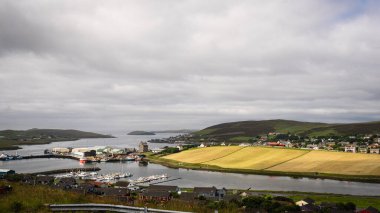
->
{"left": 54, "top": 171, "right": 133, "bottom": 182}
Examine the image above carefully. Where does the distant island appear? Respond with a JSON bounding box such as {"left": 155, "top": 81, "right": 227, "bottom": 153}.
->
{"left": 128, "top": 131, "right": 155, "bottom": 135}
{"left": 0, "top": 129, "right": 114, "bottom": 151}
{"left": 128, "top": 129, "right": 197, "bottom": 135}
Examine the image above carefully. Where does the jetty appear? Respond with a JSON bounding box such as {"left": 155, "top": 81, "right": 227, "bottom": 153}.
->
{"left": 28, "top": 167, "right": 101, "bottom": 175}
{"left": 22, "top": 154, "right": 79, "bottom": 160}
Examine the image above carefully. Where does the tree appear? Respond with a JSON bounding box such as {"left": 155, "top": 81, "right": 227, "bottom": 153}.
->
{"left": 242, "top": 196, "right": 265, "bottom": 209}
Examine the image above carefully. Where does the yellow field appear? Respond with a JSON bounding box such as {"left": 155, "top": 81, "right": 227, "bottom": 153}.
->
{"left": 206, "top": 147, "right": 307, "bottom": 170}
{"left": 267, "top": 151, "right": 380, "bottom": 176}
{"left": 162, "top": 146, "right": 380, "bottom": 176}
{"left": 163, "top": 146, "right": 243, "bottom": 163}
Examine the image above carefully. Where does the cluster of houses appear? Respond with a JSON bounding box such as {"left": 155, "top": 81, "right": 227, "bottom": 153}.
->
{"left": 344, "top": 143, "right": 380, "bottom": 154}
{"left": 18, "top": 174, "right": 230, "bottom": 204}
{"left": 51, "top": 146, "right": 136, "bottom": 156}
{"left": 47, "top": 144, "right": 151, "bottom": 162}
{"left": 196, "top": 136, "right": 380, "bottom": 155}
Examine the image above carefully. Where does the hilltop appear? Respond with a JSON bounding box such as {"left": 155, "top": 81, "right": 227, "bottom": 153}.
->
{"left": 193, "top": 119, "right": 380, "bottom": 139}
{"left": 0, "top": 129, "right": 114, "bottom": 151}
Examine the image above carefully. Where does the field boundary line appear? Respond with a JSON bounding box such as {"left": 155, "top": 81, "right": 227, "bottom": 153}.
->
{"left": 200, "top": 147, "right": 247, "bottom": 164}
{"left": 261, "top": 149, "right": 312, "bottom": 170}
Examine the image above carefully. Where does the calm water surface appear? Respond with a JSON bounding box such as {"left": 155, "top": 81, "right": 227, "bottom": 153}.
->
{"left": 1, "top": 133, "right": 380, "bottom": 196}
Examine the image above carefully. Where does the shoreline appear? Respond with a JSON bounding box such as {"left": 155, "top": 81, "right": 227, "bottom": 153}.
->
{"left": 0, "top": 136, "right": 115, "bottom": 151}
{"left": 145, "top": 153, "right": 380, "bottom": 184}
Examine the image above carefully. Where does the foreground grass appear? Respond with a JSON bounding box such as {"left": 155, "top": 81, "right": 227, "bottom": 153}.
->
{"left": 1, "top": 180, "right": 379, "bottom": 212}
{"left": 0, "top": 181, "right": 113, "bottom": 212}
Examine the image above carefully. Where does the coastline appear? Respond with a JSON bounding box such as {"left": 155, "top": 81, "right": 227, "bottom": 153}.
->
{"left": 0, "top": 136, "right": 115, "bottom": 151}
{"left": 145, "top": 153, "right": 380, "bottom": 184}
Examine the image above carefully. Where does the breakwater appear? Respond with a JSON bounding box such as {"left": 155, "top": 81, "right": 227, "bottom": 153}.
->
{"left": 28, "top": 167, "right": 101, "bottom": 175}
{"left": 22, "top": 154, "right": 79, "bottom": 160}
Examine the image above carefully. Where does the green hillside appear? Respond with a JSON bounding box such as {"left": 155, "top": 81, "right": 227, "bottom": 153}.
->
{"left": 0, "top": 129, "right": 114, "bottom": 150}
{"left": 194, "top": 119, "right": 380, "bottom": 139}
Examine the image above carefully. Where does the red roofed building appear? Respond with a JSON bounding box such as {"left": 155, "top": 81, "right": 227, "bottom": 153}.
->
{"left": 266, "top": 142, "right": 285, "bottom": 147}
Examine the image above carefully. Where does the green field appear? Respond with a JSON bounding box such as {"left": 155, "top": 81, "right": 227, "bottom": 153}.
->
{"left": 163, "top": 146, "right": 380, "bottom": 176}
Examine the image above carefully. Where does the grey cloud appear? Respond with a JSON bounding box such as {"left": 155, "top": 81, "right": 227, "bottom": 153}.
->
{"left": 0, "top": 0, "right": 380, "bottom": 131}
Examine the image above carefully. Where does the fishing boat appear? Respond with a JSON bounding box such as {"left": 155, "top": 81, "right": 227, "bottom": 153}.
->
{"left": 79, "top": 157, "right": 87, "bottom": 163}
{"left": 0, "top": 153, "right": 22, "bottom": 161}
{"left": 126, "top": 156, "right": 135, "bottom": 161}
{"left": 119, "top": 172, "right": 133, "bottom": 178}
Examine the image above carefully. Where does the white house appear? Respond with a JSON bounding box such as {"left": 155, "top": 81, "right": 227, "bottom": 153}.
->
{"left": 296, "top": 198, "right": 315, "bottom": 207}
{"left": 151, "top": 148, "right": 164, "bottom": 153}
{"left": 344, "top": 145, "right": 356, "bottom": 153}
{"left": 52, "top": 147, "right": 70, "bottom": 154}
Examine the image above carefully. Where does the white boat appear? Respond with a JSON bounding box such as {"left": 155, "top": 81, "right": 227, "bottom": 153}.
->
{"left": 128, "top": 174, "right": 169, "bottom": 184}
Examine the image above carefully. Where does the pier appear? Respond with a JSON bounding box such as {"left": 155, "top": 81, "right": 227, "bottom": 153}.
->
{"left": 22, "top": 154, "right": 80, "bottom": 160}
{"left": 28, "top": 167, "right": 101, "bottom": 175}
{"left": 150, "top": 177, "right": 182, "bottom": 185}
{"left": 49, "top": 203, "right": 191, "bottom": 213}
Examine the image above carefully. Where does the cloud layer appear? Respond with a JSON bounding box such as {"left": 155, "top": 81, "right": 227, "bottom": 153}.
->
{"left": 1, "top": 0, "right": 380, "bottom": 131}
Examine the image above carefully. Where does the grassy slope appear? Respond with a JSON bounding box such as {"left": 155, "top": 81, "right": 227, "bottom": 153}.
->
{"left": 0, "top": 181, "right": 211, "bottom": 213}
{"left": 193, "top": 119, "right": 380, "bottom": 138}
{"left": 162, "top": 146, "right": 380, "bottom": 176}
{"left": 1, "top": 181, "right": 379, "bottom": 212}
{"left": 0, "top": 129, "right": 114, "bottom": 150}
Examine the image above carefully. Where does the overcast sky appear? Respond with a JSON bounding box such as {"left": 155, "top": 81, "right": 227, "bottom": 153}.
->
{"left": 1, "top": 0, "right": 380, "bottom": 132}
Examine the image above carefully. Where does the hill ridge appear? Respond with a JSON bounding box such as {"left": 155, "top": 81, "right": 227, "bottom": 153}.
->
{"left": 194, "top": 119, "right": 380, "bottom": 138}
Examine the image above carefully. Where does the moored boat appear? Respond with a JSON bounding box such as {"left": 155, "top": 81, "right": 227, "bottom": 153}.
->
{"left": 79, "top": 157, "right": 87, "bottom": 163}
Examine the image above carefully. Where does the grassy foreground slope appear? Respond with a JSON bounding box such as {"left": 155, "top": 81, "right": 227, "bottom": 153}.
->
{"left": 194, "top": 119, "right": 380, "bottom": 138}
{"left": 163, "top": 146, "right": 380, "bottom": 176}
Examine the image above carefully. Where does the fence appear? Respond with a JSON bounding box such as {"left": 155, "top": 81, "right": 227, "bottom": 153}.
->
{"left": 49, "top": 203, "right": 192, "bottom": 213}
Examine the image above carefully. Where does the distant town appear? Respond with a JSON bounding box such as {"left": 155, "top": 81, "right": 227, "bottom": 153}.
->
{"left": 150, "top": 132, "right": 380, "bottom": 154}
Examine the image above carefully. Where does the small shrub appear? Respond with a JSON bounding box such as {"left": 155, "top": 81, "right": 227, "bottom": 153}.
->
{"left": 10, "top": 201, "right": 23, "bottom": 213}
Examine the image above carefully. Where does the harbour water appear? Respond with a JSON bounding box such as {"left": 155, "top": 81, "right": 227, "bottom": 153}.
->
{"left": 1, "top": 133, "right": 380, "bottom": 196}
